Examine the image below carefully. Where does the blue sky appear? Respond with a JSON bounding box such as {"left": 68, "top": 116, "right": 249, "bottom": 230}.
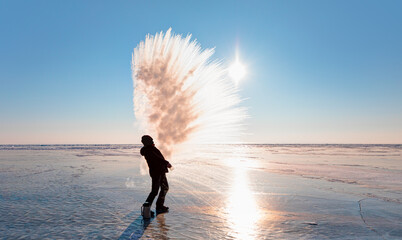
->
{"left": 1, "top": 0, "right": 401, "bottom": 144}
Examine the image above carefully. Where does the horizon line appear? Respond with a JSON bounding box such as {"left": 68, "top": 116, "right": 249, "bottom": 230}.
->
{"left": 0, "top": 143, "right": 401, "bottom": 145}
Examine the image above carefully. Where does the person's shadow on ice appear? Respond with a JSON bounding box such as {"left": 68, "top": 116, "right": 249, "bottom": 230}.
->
{"left": 118, "top": 212, "right": 169, "bottom": 240}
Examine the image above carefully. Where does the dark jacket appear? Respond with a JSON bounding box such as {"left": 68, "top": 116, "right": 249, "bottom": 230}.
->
{"left": 140, "top": 145, "right": 170, "bottom": 176}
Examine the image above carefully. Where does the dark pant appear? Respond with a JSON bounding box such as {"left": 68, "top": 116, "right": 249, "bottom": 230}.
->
{"left": 145, "top": 173, "right": 169, "bottom": 208}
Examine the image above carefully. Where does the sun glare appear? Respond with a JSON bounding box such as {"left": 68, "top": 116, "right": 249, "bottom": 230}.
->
{"left": 226, "top": 158, "right": 261, "bottom": 239}
{"left": 228, "top": 53, "right": 246, "bottom": 85}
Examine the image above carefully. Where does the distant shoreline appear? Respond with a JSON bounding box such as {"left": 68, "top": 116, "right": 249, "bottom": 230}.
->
{"left": 0, "top": 143, "right": 401, "bottom": 146}
{"left": 0, "top": 143, "right": 401, "bottom": 151}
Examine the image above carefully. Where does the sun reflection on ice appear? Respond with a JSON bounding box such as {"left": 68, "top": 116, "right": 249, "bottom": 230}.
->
{"left": 226, "top": 159, "right": 261, "bottom": 239}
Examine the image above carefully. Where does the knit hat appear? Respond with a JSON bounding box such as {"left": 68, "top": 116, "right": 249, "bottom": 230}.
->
{"left": 141, "top": 135, "right": 154, "bottom": 146}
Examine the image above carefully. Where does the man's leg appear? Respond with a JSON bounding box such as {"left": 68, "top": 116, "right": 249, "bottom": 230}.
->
{"left": 145, "top": 174, "right": 161, "bottom": 205}
{"left": 156, "top": 174, "right": 169, "bottom": 209}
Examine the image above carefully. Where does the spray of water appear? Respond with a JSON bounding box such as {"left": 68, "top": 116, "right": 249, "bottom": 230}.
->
{"left": 132, "top": 29, "right": 246, "bottom": 158}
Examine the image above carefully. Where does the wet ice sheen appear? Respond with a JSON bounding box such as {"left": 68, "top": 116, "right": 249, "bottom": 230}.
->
{"left": 0, "top": 144, "right": 401, "bottom": 239}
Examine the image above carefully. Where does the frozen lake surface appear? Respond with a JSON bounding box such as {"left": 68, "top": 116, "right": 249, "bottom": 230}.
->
{"left": 0, "top": 144, "right": 401, "bottom": 239}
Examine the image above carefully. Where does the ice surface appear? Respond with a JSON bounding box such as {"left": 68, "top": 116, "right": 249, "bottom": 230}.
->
{"left": 0, "top": 144, "right": 401, "bottom": 239}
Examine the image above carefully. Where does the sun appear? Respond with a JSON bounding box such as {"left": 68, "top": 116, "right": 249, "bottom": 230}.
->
{"left": 228, "top": 54, "right": 246, "bottom": 85}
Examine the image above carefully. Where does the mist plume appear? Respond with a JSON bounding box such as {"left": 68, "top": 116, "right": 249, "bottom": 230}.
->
{"left": 132, "top": 29, "right": 246, "bottom": 158}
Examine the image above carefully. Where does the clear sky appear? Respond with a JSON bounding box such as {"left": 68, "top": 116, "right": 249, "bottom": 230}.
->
{"left": 1, "top": 0, "right": 401, "bottom": 144}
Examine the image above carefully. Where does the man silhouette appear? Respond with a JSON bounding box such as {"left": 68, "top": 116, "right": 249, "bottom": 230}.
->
{"left": 140, "top": 135, "right": 172, "bottom": 214}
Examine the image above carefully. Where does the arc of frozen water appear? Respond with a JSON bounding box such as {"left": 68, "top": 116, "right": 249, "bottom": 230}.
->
{"left": 132, "top": 28, "right": 246, "bottom": 158}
